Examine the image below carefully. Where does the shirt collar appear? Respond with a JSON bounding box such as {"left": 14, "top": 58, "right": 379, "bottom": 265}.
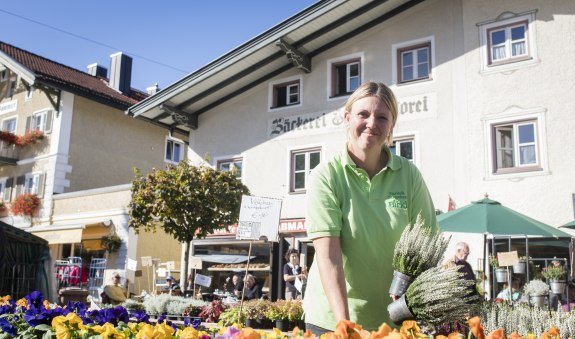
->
{"left": 341, "top": 145, "right": 402, "bottom": 172}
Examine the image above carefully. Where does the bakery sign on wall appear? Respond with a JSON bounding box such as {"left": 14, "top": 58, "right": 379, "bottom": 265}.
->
{"left": 267, "top": 93, "right": 436, "bottom": 138}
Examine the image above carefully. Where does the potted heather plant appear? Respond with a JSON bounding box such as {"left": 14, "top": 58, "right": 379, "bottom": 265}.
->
{"left": 387, "top": 265, "right": 480, "bottom": 326}
{"left": 542, "top": 260, "right": 567, "bottom": 294}
{"left": 390, "top": 214, "right": 450, "bottom": 297}
{"left": 490, "top": 255, "right": 508, "bottom": 283}
{"left": 524, "top": 279, "right": 550, "bottom": 307}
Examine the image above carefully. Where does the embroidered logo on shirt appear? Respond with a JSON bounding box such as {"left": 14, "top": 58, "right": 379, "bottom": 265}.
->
{"left": 386, "top": 192, "right": 407, "bottom": 209}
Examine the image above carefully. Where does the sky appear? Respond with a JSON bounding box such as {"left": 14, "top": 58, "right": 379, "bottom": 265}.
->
{"left": 0, "top": 1, "right": 317, "bottom": 91}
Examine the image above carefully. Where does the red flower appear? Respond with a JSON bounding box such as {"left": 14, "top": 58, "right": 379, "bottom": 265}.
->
{"left": 11, "top": 194, "right": 41, "bottom": 217}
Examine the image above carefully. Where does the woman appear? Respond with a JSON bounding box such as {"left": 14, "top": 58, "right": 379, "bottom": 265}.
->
{"left": 241, "top": 274, "right": 262, "bottom": 300}
{"left": 302, "top": 82, "right": 437, "bottom": 334}
{"left": 283, "top": 248, "right": 307, "bottom": 300}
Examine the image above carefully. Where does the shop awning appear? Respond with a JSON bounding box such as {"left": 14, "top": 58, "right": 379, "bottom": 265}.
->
{"left": 195, "top": 254, "right": 256, "bottom": 264}
{"left": 32, "top": 227, "right": 83, "bottom": 244}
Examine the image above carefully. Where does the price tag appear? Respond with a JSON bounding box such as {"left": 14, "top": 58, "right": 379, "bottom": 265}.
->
{"left": 194, "top": 274, "right": 212, "bottom": 288}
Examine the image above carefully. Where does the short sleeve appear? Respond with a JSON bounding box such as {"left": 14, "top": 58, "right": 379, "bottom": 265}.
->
{"left": 408, "top": 163, "right": 437, "bottom": 228}
{"left": 306, "top": 163, "right": 342, "bottom": 239}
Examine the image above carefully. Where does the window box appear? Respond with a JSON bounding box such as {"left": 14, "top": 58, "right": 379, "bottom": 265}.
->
{"left": 290, "top": 147, "right": 321, "bottom": 193}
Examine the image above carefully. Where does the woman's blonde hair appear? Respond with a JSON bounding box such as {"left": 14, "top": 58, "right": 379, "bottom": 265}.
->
{"left": 344, "top": 81, "right": 398, "bottom": 146}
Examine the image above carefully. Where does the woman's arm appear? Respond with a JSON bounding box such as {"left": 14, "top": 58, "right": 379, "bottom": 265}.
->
{"left": 313, "top": 236, "right": 349, "bottom": 322}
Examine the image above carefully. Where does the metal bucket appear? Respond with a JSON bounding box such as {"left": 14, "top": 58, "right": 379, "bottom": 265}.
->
{"left": 495, "top": 268, "right": 508, "bottom": 283}
{"left": 389, "top": 270, "right": 413, "bottom": 297}
{"left": 387, "top": 294, "right": 415, "bottom": 325}
{"left": 529, "top": 294, "right": 547, "bottom": 308}
{"left": 513, "top": 261, "right": 526, "bottom": 275}
{"left": 550, "top": 281, "right": 566, "bottom": 295}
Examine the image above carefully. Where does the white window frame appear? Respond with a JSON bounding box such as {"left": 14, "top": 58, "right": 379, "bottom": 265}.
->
{"left": 215, "top": 155, "right": 244, "bottom": 181}
{"left": 164, "top": 137, "right": 185, "bottom": 165}
{"left": 0, "top": 177, "right": 7, "bottom": 201}
{"left": 30, "top": 109, "right": 51, "bottom": 132}
{"left": 1, "top": 116, "right": 17, "bottom": 134}
{"left": 268, "top": 75, "right": 303, "bottom": 112}
{"left": 390, "top": 136, "right": 416, "bottom": 163}
{"left": 326, "top": 52, "right": 365, "bottom": 101}
{"left": 288, "top": 146, "right": 322, "bottom": 193}
{"left": 24, "top": 172, "right": 41, "bottom": 195}
{"left": 478, "top": 11, "right": 538, "bottom": 74}
{"left": 483, "top": 106, "right": 548, "bottom": 180}
{"left": 493, "top": 121, "right": 539, "bottom": 172}
{"left": 392, "top": 36, "right": 435, "bottom": 86}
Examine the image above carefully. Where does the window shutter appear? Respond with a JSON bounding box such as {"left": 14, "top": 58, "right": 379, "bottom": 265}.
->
{"left": 25, "top": 116, "right": 31, "bottom": 133}
{"left": 44, "top": 111, "right": 53, "bottom": 134}
{"left": 15, "top": 175, "right": 25, "bottom": 197}
{"left": 37, "top": 173, "right": 45, "bottom": 197}
{"left": 4, "top": 177, "right": 13, "bottom": 201}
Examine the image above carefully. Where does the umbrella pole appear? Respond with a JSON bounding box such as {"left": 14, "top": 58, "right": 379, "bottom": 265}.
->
{"left": 483, "top": 233, "right": 487, "bottom": 300}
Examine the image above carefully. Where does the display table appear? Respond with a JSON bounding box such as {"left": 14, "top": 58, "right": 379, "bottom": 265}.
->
{"left": 59, "top": 287, "right": 89, "bottom": 305}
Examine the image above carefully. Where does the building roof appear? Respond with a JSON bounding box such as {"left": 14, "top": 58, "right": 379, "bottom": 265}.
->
{"left": 127, "top": 0, "right": 424, "bottom": 132}
{"left": 0, "top": 41, "right": 147, "bottom": 110}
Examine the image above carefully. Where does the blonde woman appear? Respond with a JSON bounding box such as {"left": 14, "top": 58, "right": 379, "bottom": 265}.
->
{"left": 302, "top": 82, "right": 436, "bottom": 335}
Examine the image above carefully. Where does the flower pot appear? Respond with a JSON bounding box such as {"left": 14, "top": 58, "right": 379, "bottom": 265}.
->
{"left": 495, "top": 268, "right": 508, "bottom": 283}
{"left": 387, "top": 294, "right": 415, "bottom": 325}
{"left": 550, "top": 281, "right": 566, "bottom": 294}
{"left": 513, "top": 261, "right": 526, "bottom": 275}
{"left": 529, "top": 294, "right": 547, "bottom": 308}
{"left": 275, "top": 319, "right": 290, "bottom": 332}
{"left": 389, "top": 270, "right": 413, "bottom": 297}
{"left": 245, "top": 318, "right": 263, "bottom": 328}
{"left": 296, "top": 320, "right": 306, "bottom": 331}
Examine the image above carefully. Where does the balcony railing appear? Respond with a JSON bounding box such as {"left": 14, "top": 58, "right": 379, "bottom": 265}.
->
{"left": 0, "top": 141, "right": 20, "bottom": 165}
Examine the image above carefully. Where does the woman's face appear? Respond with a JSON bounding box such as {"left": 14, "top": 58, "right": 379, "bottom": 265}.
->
{"left": 289, "top": 253, "right": 299, "bottom": 265}
{"left": 344, "top": 96, "right": 393, "bottom": 154}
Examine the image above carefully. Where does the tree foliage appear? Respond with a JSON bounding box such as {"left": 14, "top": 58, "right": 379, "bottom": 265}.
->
{"left": 129, "top": 161, "right": 250, "bottom": 276}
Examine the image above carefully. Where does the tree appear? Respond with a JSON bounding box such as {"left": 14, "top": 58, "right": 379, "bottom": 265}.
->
{"left": 128, "top": 161, "right": 250, "bottom": 282}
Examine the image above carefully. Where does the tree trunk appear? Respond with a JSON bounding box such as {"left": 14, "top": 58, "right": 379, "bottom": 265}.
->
{"left": 183, "top": 240, "right": 191, "bottom": 289}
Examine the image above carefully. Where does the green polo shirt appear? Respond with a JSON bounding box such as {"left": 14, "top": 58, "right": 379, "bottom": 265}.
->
{"left": 302, "top": 147, "right": 437, "bottom": 331}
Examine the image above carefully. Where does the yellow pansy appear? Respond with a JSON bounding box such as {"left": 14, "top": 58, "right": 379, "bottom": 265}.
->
{"left": 154, "top": 321, "right": 176, "bottom": 339}
{"left": 177, "top": 326, "right": 200, "bottom": 339}
{"left": 136, "top": 324, "right": 155, "bottom": 339}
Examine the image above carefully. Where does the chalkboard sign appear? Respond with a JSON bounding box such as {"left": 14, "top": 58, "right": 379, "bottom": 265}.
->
{"left": 236, "top": 195, "right": 282, "bottom": 242}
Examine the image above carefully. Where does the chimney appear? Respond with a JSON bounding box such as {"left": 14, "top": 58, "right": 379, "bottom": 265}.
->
{"left": 146, "top": 83, "right": 160, "bottom": 95}
{"left": 86, "top": 63, "right": 108, "bottom": 78}
{"left": 109, "top": 52, "right": 132, "bottom": 94}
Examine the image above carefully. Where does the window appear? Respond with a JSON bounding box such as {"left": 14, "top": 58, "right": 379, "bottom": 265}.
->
{"left": 390, "top": 138, "right": 414, "bottom": 162}
{"left": 2, "top": 117, "right": 17, "bottom": 134}
{"left": 488, "top": 21, "right": 528, "bottom": 65}
{"left": 217, "top": 158, "right": 243, "bottom": 178}
{"left": 24, "top": 173, "right": 43, "bottom": 195}
{"left": 5, "top": 76, "right": 17, "bottom": 98}
{"left": 165, "top": 138, "right": 184, "bottom": 164}
{"left": 272, "top": 80, "right": 300, "bottom": 108}
{"left": 492, "top": 120, "right": 539, "bottom": 173}
{"left": 398, "top": 43, "right": 431, "bottom": 83}
{"left": 27, "top": 109, "right": 52, "bottom": 133}
{"left": 0, "top": 70, "right": 7, "bottom": 82}
{"left": 330, "top": 58, "right": 361, "bottom": 97}
{"left": 478, "top": 11, "right": 537, "bottom": 73}
{"left": 290, "top": 148, "right": 321, "bottom": 192}
{"left": 25, "top": 86, "right": 33, "bottom": 100}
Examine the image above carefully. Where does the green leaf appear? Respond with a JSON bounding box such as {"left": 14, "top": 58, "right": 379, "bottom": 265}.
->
{"left": 34, "top": 324, "right": 52, "bottom": 331}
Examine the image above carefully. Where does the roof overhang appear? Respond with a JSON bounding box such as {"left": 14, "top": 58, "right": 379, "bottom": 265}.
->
{"left": 0, "top": 49, "right": 36, "bottom": 85}
{"left": 127, "top": 0, "right": 425, "bottom": 131}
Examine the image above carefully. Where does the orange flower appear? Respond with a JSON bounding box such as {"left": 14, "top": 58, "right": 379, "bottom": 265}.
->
{"left": 436, "top": 336, "right": 448, "bottom": 339}
{"left": 292, "top": 326, "right": 315, "bottom": 339}
{"left": 237, "top": 328, "right": 261, "bottom": 339}
{"left": 486, "top": 329, "right": 505, "bottom": 339}
{"left": 541, "top": 327, "right": 560, "bottom": 339}
{"left": 467, "top": 316, "right": 485, "bottom": 339}
{"left": 370, "top": 323, "right": 392, "bottom": 339}
{"left": 333, "top": 320, "right": 368, "bottom": 339}
{"left": 448, "top": 332, "right": 463, "bottom": 339}
{"left": 16, "top": 298, "right": 28, "bottom": 309}
{"left": 508, "top": 332, "right": 524, "bottom": 339}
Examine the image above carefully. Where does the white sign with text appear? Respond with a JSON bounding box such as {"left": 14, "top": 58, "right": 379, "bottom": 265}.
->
{"left": 194, "top": 274, "right": 212, "bottom": 288}
{"left": 236, "top": 195, "right": 282, "bottom": 242}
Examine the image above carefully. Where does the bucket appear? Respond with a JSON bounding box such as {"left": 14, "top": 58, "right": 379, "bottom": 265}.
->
{"left": 495, "top": 268, "right": 508, "bottom": 283}
{"left": 387, "top": 294, "right": 415, "bottom": 325}
{"left": 389, "top": 270, "right": 413, "bottom": 297}
{"left": 529, "top": 294, "right": 547, "bottom": 308}
{"left": 513, "top": 261, "right": 526, "bottom": 275}
{"left": 550, "top": 281, "right": 566, "bottom": 294}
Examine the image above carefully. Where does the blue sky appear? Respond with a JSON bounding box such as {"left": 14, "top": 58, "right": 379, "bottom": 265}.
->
{"left": 0, "top": 1, "right": 317, "bottom": 91}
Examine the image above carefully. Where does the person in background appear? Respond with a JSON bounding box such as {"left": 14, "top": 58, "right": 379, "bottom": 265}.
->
{"left": 302, "top": 82, "right": 437, "bottom": 335}
{"left": 164, "top": 275, "right": 181, "bottom": 296}
{"left": 240, "top": 274, "right": 262, "bottom": 300}
{"left": 283, "top": 248, "right": 307, "bottom": 300}
{"left": 102, "top": 272, "right": 127, "bottom": 305}
{"left": 444, "top": 242, "right": 479, "bottom": 298}
{"left": 496, "top": 277, "right": 521, "bottom": 302}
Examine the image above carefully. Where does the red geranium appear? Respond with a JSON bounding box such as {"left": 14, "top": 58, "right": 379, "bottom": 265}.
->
{"left": 11, "top": 193, "right": 41, "bottom": 217}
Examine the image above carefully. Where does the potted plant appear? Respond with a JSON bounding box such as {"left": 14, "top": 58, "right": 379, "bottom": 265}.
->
{"left": 390, "top": 214, "right": 450, "bottom": 297}
{"left": 490, "top": 255, "right": 508, "bottom": 283}
{"left": 218, "top": 304, "right": 245, "bottom": 327}
{"left": 513, "top": 256, "right": 529, "bottom": 275}
{"left": 11, "top": 193, "right": 41, "bottom": 225}
{"left": 387, "top": 266, "right": 480, "bottom": 326}
{"left": 199, "top": 299, "right": 227, "bottom": 323}
{"left": 523, "top": 279, "right": 550, "bottom": 307}
{"left": 542, "top": 260, "right": 567, "bottom": 294}
{"left": 242, "top": 299, "right": 272, "bottom": 328}
{"left": 265, "top": 300, "right": 302, "bottom": 332}
{"left": 101, "top": 234, "right": 122, "bottom": 253}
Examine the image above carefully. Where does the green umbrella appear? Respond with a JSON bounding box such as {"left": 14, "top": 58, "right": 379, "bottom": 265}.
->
{"left": 559, "top": 220, "right": 575, "bottom": 229}
{"left": 438, "top": 197, "right": 572, "bottom": 238}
